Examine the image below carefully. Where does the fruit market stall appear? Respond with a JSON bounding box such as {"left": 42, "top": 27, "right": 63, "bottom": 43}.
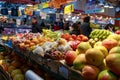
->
{"left": 0, "top": 39, "right": 64, "bottom": 80}
{"left": 1, "top": 29, "right": 120, "bottom": 80}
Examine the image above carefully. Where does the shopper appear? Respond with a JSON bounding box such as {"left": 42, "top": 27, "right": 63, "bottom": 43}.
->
{"left": 53, "top": 22, "right": 60, "bottom": 31}
{"left": 103, "top": 24, "right": 115, "bottom": 32}
{"left": 58, "top": 19, "right": 64, "bottom": 30}
{"left": 70, "top": 23, "right": 81, "bottom": 36}
{"left": 40, "top": 21, "right": 46, "bottom": 29}
{"left": 80, "top": 16, "right": 92, "bottom": 38}
{"left": 31, "top": 17, "right": 42, "bottom": 33}
{"left": 63, "top": 22, "right": 69, "bottom": 30}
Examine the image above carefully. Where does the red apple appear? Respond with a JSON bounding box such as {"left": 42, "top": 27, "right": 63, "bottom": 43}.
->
{"left": 82, "top": 65, "right": 100, "bottom": 80}
{"left": 65, "top": 51, "right": 77, "bottom": 66}
{"left": 102, "top": 39, "right": 118, "bottom": 50}
{"left": 70, "top": 40, "right": 80, "bottom": 51}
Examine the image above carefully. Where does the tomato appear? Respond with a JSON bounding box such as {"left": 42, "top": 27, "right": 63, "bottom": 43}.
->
{"left": 82, "top": 36, "right": 88, "bottom": 42}
{"left": 71, "top": 34, "right": 77, "bottom": 40}
{"left": 76, "top": 37, "right": 82, "bottom": 41}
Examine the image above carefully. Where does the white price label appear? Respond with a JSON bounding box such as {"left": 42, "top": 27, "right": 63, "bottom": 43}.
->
{"left": 59, "top": 66, "right": 69, "bottom": 79}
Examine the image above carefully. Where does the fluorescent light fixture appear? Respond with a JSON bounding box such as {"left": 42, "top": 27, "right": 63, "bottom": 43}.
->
{"left": 27, "top": 4, "right": 33, "bottom": 6}
{"left": 99, "top": 2, "right": 104, "bottom": 5}
{"left": 109, "top": 5, "right": 114, "bottom": 8}
{"left": 104, "top": 3, "right": 109, "bottom": 8}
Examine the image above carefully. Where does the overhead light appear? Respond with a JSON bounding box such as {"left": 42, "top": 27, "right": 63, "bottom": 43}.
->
{"left": 109, "top": 5, "right": 114, "bottom": 8}
{"left": 27, "top": 4, "right": 33, "bottom": 6}
{"left": 99, "top": 2, "right": 104, "bottom": 6}
{"left": 104, "top": 3, "right": 109, "bottom": 8}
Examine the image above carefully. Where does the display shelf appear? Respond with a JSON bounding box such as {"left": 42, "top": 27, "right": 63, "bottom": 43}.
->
{"left": 4, "top": 44, "right": 85, "bottom": 80}
{"left": 10, "top": 45, "right": 67, "bottom": 80}
{"left": 29, "top": 58, "right": 66, "bottom": 80}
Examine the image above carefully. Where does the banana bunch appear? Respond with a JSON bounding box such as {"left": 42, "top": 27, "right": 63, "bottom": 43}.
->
{"left": 42, "top": 29, "right": 52, "bottom": 36}
{"left": 42, "top": 29, "right": 61, "bottom": 41}
{"left": 90, "top": 29, "right": 111, "bottom": 41}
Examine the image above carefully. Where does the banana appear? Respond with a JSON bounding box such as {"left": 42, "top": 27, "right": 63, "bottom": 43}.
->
{"left": 90, "top": 29, "right": 111, "bottom": 41}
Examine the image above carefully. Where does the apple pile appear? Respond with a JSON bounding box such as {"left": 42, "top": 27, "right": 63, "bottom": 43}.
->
{"left": 64, "top": 33, "right": 120, "bottom": 80}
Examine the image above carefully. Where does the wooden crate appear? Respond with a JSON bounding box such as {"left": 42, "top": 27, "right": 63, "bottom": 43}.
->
{"left": 30, "top": 53, "right": 43, "bottom": 65}
{"left": 46, "top": 59, "right": 60, "bottom": 74}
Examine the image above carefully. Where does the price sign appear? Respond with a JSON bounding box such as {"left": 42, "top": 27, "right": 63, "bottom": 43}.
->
{"left": 59, "top": 65, "right": 69, "bottom": 79}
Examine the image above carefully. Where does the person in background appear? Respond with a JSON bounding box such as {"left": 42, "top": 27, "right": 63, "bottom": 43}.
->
{"left": 53, "top": 22, "right": 60, "bottom": 31}
{"left": 80, "top": 16, "right": 92, "bottom": 38}
{"left": 103, "top": 24, "right": 115, "bottom": 32}
{"left": 31, "top": 17, "right": 42, "bottom": 33}
{"left": 70, "top": 23, "right": 81, "bottom": 36}
{"left": 40, "top": 21, "right": 46, "bottom": 29}
{"left": 63, "top": 22, "right": 69, "bottom": 30}
{"left": 58, "top": 19, "right": 64, "bottom": 30}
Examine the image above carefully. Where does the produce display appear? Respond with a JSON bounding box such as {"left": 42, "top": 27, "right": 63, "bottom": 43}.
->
{"left": 72, "top": 33, "right": 120, "bottom": 80}
{"left": 0, "top": 49, "right": 57, "bottom": 80}
{"left": 1, "top": 29, "right": 120, "bottom": 80}
{"left": 11, "top": 30, "right": 89, "bottom": 60}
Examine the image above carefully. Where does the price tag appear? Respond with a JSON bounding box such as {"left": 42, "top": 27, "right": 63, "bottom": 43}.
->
{"left": 59, "top": 66, "right": 69, "bottom": 79}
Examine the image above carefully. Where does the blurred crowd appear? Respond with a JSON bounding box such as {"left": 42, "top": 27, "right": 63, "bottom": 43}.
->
{"left": 0, "top": 15, "right": 116, "bottom": 38}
